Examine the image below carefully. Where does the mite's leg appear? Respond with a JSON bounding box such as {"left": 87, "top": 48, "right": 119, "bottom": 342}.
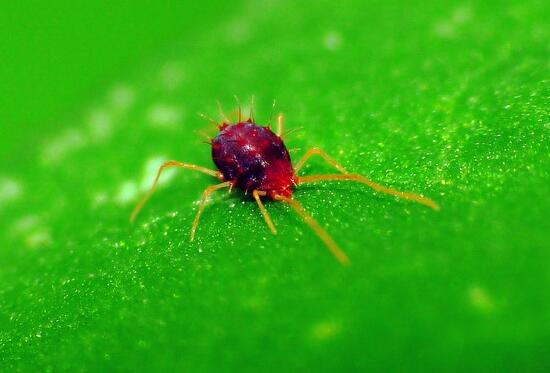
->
{"left": 276, "top": 113, "right": 285, "bottom": 137}
{"left": 253, "top": 190, "right": 277, "bottom": 234}
{"left": 274, "top": 194, "right": 350, "bottom": 265}
{"left": 130, "top": 161, "right": 223, "bottom": 222}
{"left": 191, "top": 181, "right": 232, "bottom": 241}
{"left": 297, "top": 174, "right": 440, "bottom": 210}
{"left": 294, "top": 148, "right": 348, "bottom": 174}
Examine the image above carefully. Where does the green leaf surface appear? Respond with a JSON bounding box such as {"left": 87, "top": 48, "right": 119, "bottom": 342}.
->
{"left": 1, "top": 0, "right": 549, "bottom": 371}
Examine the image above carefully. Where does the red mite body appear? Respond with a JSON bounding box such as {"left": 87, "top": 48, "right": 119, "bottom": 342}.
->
{"left": 212, "top": 121, "right": 296, "bottom": 198}
{"left": 131, "top": 103, "right": 439, "bottom": 265}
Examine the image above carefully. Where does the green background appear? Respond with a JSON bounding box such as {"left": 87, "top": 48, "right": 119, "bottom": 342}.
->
{"left": 1, "top": 0, "right": 549, "bottom": 371}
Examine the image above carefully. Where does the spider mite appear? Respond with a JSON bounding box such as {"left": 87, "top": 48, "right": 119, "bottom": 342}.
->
{"left": 131, "top": 100, "right": 439, "bottom": 265}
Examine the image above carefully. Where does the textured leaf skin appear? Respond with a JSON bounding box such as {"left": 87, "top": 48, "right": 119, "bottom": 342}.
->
{"left": 1, "top": 0, "right": 549, "bottom": 371}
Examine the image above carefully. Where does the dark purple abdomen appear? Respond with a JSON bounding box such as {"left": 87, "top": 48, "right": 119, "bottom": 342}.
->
{"left": 212, "top": 122, "right": 295, "bottom": 198}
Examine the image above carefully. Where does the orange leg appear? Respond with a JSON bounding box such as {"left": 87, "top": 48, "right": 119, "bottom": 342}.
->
{"left": 130, "top": 161, "right": 223, "bottom": 222}
{"left": 274, "top": 194, "right": 350, "bottom": 265}
{"left": 297, "top": 174, "right": 440, "bottom": 210}
{"left": 190, "top": 181, "right": 232, "bottom": 240}
{"left": 294, "top": 148, "right": 348, "bottom": 174}
{"left": 253, "top": 190, "right": 277, "bottom": 234}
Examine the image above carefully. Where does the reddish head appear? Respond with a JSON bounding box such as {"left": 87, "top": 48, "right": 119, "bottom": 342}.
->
{"left": 212, "top": 120, "right": 296, "bottom": 198}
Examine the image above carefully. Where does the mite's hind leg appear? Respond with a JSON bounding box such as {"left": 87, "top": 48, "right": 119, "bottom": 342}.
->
{"left": 297, "top": 174, "right": 439, "bottom": 210}
{"left": 130, "top": 161, "right": 223, "bottom": 222}
{"left": 274, "top": 194, "right": 350, "bottom": 265}
{"left": 294, "top": 148, "right": 348, "bottom": 174}
{"left": 253, "top": 190, "right": 277, "bottom": 234}
{"left": 191, "top": 181, "right": 232, "bottom": 241}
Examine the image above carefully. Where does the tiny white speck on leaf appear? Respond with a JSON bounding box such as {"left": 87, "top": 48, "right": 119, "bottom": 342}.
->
{"left": 42, "top": 129, "right": 87, "bottom": 164}
{"left": 115, "top": 181, "right": 139, "bottom": 204}
{"left": 310, "top": 320, "right": 342, "bottom": 342}
{"left": 159, "top": 62, "right": 185, "bottom": 90}
{"left": 434, "top": 6, "right": 473, "bottom": 39}
{"left": 323, "top": 31, "right": 343, "bottom": 51}
{"left": 110, "top": 84, "right": 136, "bottom": 110}
{"left": 25, "top": 230, "right": 52, "bottom": 249}
{"left": 87, "top": 109, "right": 113, "bottom": 141}
{"left": 225, "top": 19, "right": 251, "bottom": 45}
{"left": 469, "top": 285, "right": 496, "bottom": 313}
{"left": 147, "top": 103, "right": 183, "bottom": 129}
{"left": 91, "top": 191, "right": 109, "bottom": 208}
{"left": 0, "top": 177, "right": 22, "bottom": 206}
{"left": 11, "top": 215, "right": 39, "bottom": 235}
